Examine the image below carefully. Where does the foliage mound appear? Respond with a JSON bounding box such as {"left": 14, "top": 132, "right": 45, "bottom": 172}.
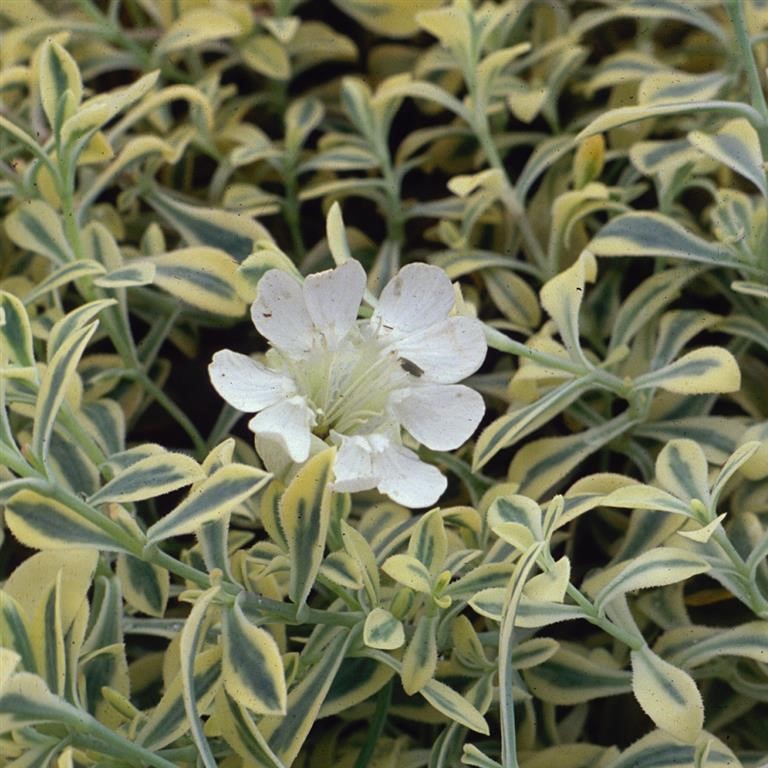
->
{"left": 1, "top": 2, "right": 767, "bottom": 767}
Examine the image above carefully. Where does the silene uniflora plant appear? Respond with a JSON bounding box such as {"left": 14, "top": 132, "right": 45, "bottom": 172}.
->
{"left": 0, "top": 1, "right": 767, "bottom": 767}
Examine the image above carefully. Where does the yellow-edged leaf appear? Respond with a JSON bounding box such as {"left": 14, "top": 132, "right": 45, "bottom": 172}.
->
{"left": 5, "top": 489, "right": 128, "bottom": 552}
{"left": 149, "top": 247, "right": 248, "bottom": 317}
{"left": 635, "top": 346, "right": 741, "bottom": 394}
{"left": 0, "top": 291, "right": 34, "bottom": 366}
{"left": 222, "top": 594, "right": 286, "bottom": 716}
{"left": 89, "top": 452, "right": 204, "bottom": 505}
{"left": 591, "top": 547, "right": 709, "bottom": 612}
{"left": 401, "top": 615, "right": 438, "bottom": 695}
{"left": 382, "top": 554, "right": 433, "bottom": 594}
{"left": 146, "top": 464, "right": 271, "bottom": 544}
{"left": 5, "top": 200, "right": 73, "bottom": 263}
{"left": 32, "top": 321, "right": 98, "bottom": 464}
{"left": 38, "top": 40, "right": 81, "bottom": 130}
{"left": 279, "top": 448, "right": 335, "bottom": 610}
{"left": 630, "top": 646, "right": 703, "bottom": 744}
{"left": 155, "top": 9, "right": 243, "bottom": 55}
{"left": 363, "top": 608, "right": 405, "bottom": 650}
{"left": 116, "top": 553, "right": 169, "bottom": 618}
{"left": 689, "top": 118, "right": 767, "bottom": 197}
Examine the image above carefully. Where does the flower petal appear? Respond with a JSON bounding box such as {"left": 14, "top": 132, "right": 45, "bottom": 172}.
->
{"left": 394, "top": 316, "right": 487, "bottom": 383}
{"left": 331, "top": 434, "right": 379, "bottom": 493}
{"left": 248, "top": 396, "right": 315, "bottom": 463}
{"left": 373, "top": 442, "right": 447, "bottom": 508}
{"left": 374, "top": 263, "right": 455, "bottom": 334}
{"left": 209, "top": 350, "right": 295, "bottom": 411}
{"left": 303, "top": 260, "right": 366, "bottom": 345}
{"left": 395, "top": 384, "right": 485, "bottom": 450}
{"left": 251, "top": 270, "right": 313, "bottom": 357}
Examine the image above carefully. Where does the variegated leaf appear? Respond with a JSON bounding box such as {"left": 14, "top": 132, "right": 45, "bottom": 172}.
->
{"left": 222, "top": 594, "right": 287, "bottom": 716}
{"left": 279, "top": 448, "right": 335, "bottom": 610}
{"left": 630, "top": 645, "right": 703, "bottom": 744}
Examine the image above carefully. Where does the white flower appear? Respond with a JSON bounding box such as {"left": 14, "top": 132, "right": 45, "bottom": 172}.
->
{"left": 209, "top": 259, "right": 487, "bottom": 507}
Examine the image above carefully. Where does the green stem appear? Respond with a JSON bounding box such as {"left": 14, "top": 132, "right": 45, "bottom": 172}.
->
{"left": 564, "top": 583, "right": 643, "bottom": 650}
{"left": 353, "top": 679, "right": 393, "bottom": 768}
{"left": 484, "top": 324, "right": 632, "bottom": 395}
{"left": 240, "top": 593, "right": 362, "bottom": 627}
{"left": 727, "top": 0, "right": 768, "bottom": 153}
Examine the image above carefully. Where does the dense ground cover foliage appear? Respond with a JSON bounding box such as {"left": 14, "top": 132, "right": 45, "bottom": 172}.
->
{"left": 1, "top": 1, "right": 767, "bottom": 766}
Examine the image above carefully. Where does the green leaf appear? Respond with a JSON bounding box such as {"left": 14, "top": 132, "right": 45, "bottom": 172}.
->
{"left": 146, "top": 463, "right": 271, "bottom": 544}
{"left": 179, "top": 588, "right": 220, "bottom": 768}
{"left": 382, "top": 554, "right": 433, "bottom": 594}
{"left": 665, "top": 621, "right": 768, "bottom": 668}
{"left": 0, "top": 291, "right": 34, "bottom": 366}
{"left": 366, "top": 648, "right": 489, "bottom": 734}
{"left": 331, "top": 0, "right": 442, "bottom": 37}
{"left": 136, "top": 647, "right": 222, "bottom": 750}
{"left": 408, "top": 508, "right": 446, "bottom": 577}
{"left": 93, "top": 262, "right": 156, "bottom": 288}
{"left": 279, "top": 448, "right": 335, "bottom": 610}
{"left": 241, "top": 35, "right": 290, "bottom": 80}
{"left": 630, "top": 646, "right": 703, "bottom": 744}
{"left": 0, "top": 671, "right": 84, "bottom": 733}
{"left": 22, "top": 261, "right": 107, "bottom": 305}
{"left": 89, "top": 452, "right": 204, "bottom": 505}
{"left": 47, "top": 299, "right": 116, "bottom": 358}
{"left": 155, "top": 8, "right": 243, "bottom": 55}
{"left": 655, "top": 439, "right": 710, "bottom": 503}
{"left": 634, "top": 346, "right": 741, "bottom": 394}
{"left": 589, "top": 212, "right": 740, "bottom": 268}
{"left": 509, "top": 415, "right": 633, "bottom": 501}
{"left": 340, "top": 521, "right": 380, "bottom": 604}
{"left": 145, "top": 187, "right": 271, "bottom": 262}
{"left": 609, "top": 267, "right": 701, "bottom": 352}
{"left": 0, "top": 591, "right": 36, "bottom": 673}
{"left": 38, "top": 40, "right": 82, "bottom": 131}
{"left": 591, "top": 547, "right": 709, "bottom": 612}
{"left": 213, "top": 691, "right": 286, "bottom": 768}
{"left": 603, "top": 729, "right": 739, "bottom": 768}
{"left": 363, "top": 608, "right": 405, "bottom": 650}
{"left": 401, "top": 614, "right": 438, "bottom": 695}
{"left": 576, "top": 100, "right": 762, "bottom": 142}
{"left": 320, "top": 551, "right": 363, "bottom": 590}
{"left": 149, "top": 247, "right": 247, "bottom": 317}
{"left": 319, "top": 655, "right": 395, "bottom": 718}
{"left": 32, "top": 321, "right": 98, "bottom": 465}
{"left": 5, "top": 200, "right": 73, "bottom": 263}
{"left": 523, "top": 645, "right": 631, "bottom": 705}
{"left": 262, "top": 629, "right": 354, "bottom": 764}
{"left": 222, "top": 594, "right": 286, "bottom": 716}
{"left": 5, "top": 488, "right": 128, "bottom": 552}
{"left": 115, "top": 553, "right": 169, "bottom": 618}
{"left": 689, "top": 118, "right": 767, "bottom": 197}
{"left": 473, "top": 378, "right": 594, "bottom": 470}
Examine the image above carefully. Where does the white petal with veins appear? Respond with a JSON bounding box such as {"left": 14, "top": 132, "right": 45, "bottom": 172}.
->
{"left": 332, "top": 434, "right": 379, "bottom": 493}
{"left": 374, "top": 263, "right": 455, "bottom": 334}
{"left": 209, "top": 350, "right": 295, "bottom": 411}
{"left": 303, "top": 260, "right": 366, "bottom": 346}
{"left": 394, "top": 316, "right": 487, "bottom": 383}
{"left": 247, "top": 396, "right": 315, "bottom": 463}
{"left": 251, "top": 270, "right": 313, "bottom": 357}
{"left": 373, "top": 441, "right": 447, "bottom": 508}
{"left": 395, "top": 383, "right": 485, "bottom": 450}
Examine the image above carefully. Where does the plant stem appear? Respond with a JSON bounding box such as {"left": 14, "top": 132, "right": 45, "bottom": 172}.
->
{"left": 727, "top": 0, "right": 768, "bottom": 154}
{"left": 353, "top": 679, "right": 393, "bottom": 768}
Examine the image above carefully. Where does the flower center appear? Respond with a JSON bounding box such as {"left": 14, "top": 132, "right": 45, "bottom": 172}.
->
{"left": 279, "top": 324, "right": 408, "bottom": 438}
